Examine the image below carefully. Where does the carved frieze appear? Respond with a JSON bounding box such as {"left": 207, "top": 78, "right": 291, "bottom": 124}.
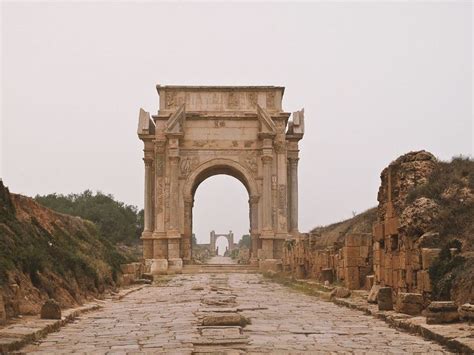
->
{"left": 248, "top": 92, "right": 257, "bottom": 107}
{"left": 278, "top": 184, "right": 286, "bottom": 211}
{"left": 166, "top": 91, "right": 176, "bottom": 109}
{"left": 155, "top": 155, "right": 164, "bottom": 176}
{"left": 156, "top": 179, "right": 164, "bottom": 214}
{"left": 228, "top": 92, "right": 238, "bottom": 109}
{"left": 239, "top": 154, "right": 258, "bottom": 175}
{"left": 180, "top": 156, "right": 200, "bottom": 177}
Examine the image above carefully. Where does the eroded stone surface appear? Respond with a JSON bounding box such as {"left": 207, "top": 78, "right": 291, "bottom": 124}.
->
{"left": 23, "top": 274, "right": 451, "bottom": 354}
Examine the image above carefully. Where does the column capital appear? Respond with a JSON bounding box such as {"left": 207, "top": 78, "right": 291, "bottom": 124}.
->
{"left": 261, "top": 155, "right": 273, "bottom": 163}
{"left": 169, "top": 155, "right": 180, "bottom": 163}
{"left": 288, "top": 156, "right": 299, "bottom": 166}
{"left": 143, "top": 157, "right": 153, "bottom": 167}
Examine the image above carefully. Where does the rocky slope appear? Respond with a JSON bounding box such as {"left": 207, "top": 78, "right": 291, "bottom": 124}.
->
{"left": 310, "top": 207, "right": 377, "bottom": 249}
{"left": 0, "top": 181, "right": 129, "bottom": 319}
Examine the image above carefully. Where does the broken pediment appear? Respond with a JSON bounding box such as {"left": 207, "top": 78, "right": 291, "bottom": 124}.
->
{"left": 287, "top": 108, "right": 305, "bottom": 137}
{"left": 165, "top": 104, "right": 186, "bottom": 135}
{"left": 137, "top": 108, "right": 155, "bottom": 136}
{"left": 256, "top": 104, "right": 277, "bottom": 136}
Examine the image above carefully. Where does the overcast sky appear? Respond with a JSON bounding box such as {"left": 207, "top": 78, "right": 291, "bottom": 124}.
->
{"left": 1, "top": 1, "right": 472, "bottom": 245}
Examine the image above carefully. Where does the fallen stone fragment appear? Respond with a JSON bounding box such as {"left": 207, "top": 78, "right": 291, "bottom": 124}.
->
{"left": 396, "top": 293, "right": 423, "bottom": 315}
{"left": 40, "top": 299, "right": 61, "bottom": 320}
{"left": 459, "top": 303, "right": 474, "bottom": 321}
{"left": 367, "top": 284, "right": 381, "bottom": 304}
{"left": 191, "top": 285, "right": 204, "bottom": 291}
{"left": 202, "top": 313, "right": 250, "bottom": 327}
{"left": 426, "top": 301, "right": 459, "bottom": 324}
{"left": 377, "top": 287, "right": 393, "bottom": 311}
{"left": 330, "top": 287, "right": 351, "bottom": 299}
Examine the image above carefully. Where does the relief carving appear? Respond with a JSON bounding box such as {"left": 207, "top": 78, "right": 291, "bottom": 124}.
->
{"left": 228, "top": 92, "right": 238, "bottom": 108}
{"left": 166, "top": 91, "right": 176, "bottom": 108}
{"left": 180, "top": 156, "right": 200, "bottom": 177}
{"left": 156, "top": 155, "right": 164, "bottom": 176}
{"left": 240, "top": 154, "right": 258, "bottom": 174}
{"left": 247, "top": 92, "right": 257, "bottom": 107}
{"left": 266, "top": 91, "right": 275, "bottom": 109}
{"left": 157, "top": 179, "right": 164, "bottom": 213}
{"left": 278, "top": 184, "right": 286, "bottom": 211}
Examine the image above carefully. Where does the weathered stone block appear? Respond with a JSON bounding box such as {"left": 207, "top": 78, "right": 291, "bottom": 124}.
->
{"left": 368, "top": 284, "right": 381, "bottom": 303}
{"left": 421, "top": 248, "right": 441, "bottom": 270}
{"left": 385, "top": 217, "right": 399, "bottom": 236}
{"left": 426, "top": 301, "right": 459, "bottom": 324}
{"left": 396, "top": 293, "right": 423, "bottom": 315}
{"left": 0, "top": 294, "right": 6, "bottom": 325}
{"left": 365, "top": 275, "right": 375, "bottom": 291}
{"left": 40, "top": 299, "right": 61, "bottom": 320}
{"left": 330, "top": 287, "right": 351, "bottom": 299}
{"left": 360, "top": 246, "right": 370, "bottom": 259}
{"left": 373, "top": 223, "right": 384, "bottom": 241}
{"left": 168, "top": 258, "right": 183, "bottom": 274}
{"left": 344, "top": 267, "right": 360, "bottom": 290}
{"left": 202, "top": 313, "right": 250, "bottom": 327}
{"left": 260, "top": 259, "right": 282, "bottom": 273}
{"left": 378, "top": 287, "right": 393, "bottom": 311}
{"left": 459, "top": 303, "right": 474, "bottom": 321}
{"left": 150, "top": 258, "right": 168, "bottom": 275}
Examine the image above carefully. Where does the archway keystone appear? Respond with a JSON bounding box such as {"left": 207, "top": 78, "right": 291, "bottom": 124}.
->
{"left": 137, "top": 85, "right": 304, "bottom": 273}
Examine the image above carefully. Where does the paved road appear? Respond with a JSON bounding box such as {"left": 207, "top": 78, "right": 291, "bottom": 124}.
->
{"left": 24, "top": 274, "right": 450, "bottom": 354}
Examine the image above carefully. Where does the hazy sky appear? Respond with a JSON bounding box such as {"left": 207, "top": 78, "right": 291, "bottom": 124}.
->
{"left": 1, "top": 1, "right": 472, "bottom": 244}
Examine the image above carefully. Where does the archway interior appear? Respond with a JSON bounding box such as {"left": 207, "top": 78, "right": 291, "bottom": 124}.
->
{"left": 215, "top": 236, "right": 229, "bottom": 256}
{"left": 192, "top": 173, "right": 249, "bottom": 254}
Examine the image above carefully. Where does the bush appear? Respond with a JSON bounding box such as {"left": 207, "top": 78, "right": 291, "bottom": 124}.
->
{"left": 429, "top": 239, "right": 466, "bottom": 301}
{"left": 36, "top": 190, "right": 144, "bottom": 245}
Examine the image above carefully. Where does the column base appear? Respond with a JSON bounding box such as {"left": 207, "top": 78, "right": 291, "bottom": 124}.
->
{"left": 168, "top": 258, "right": 183, "bottom": 274}
{"left": 146, "top": 258, "right": 168, "bottom": 275}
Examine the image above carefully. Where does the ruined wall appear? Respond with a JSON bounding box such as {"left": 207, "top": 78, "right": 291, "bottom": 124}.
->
{"left": 372, "top": 151, "right": 438, "bottom": 295}
{"left": 282, "top": 233, "right": 373, "bottom": 290}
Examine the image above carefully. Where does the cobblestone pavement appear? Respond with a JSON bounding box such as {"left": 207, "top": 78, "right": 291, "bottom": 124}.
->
{"left": 24, "top": 274, "right": 451, "bottom": 354}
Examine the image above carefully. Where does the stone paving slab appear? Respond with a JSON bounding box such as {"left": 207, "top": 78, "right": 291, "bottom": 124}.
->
{"left": 18, "top": 273, "right": 454, "bottom": 354}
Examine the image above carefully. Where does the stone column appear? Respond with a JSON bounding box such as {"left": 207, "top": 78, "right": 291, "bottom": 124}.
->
{"left": 249, "top": 195, "right": 259, "bottom": 263}
{"left": 168, "top": 156, "right": 180, "bottom": 233}
{"left": 167, "top": 155, "right": 182, "bottom": 273}
{"left": 142, "top": 157, "right": 154, "bottom": 259}
{"left": 262, "top": 155, "right": 273, "bottom": 232}
{"left": 288, "top": 157, "right": 299, "bottom": 233}
{"left": 260, "top": 154, "right": 274, "bottom": 260}
{"left": 143, "top": 158, "right": 154, "bottom": 233}
{"left": 182, "top": 197, "right": 193, "bottom": 263}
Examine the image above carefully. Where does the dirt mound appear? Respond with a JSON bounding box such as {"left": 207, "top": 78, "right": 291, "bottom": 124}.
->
{"left": 0, "top": 181, "right": 129, "bottom": 319}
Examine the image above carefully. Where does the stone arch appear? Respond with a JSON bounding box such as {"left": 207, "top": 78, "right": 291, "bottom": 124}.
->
{"left": 183, "top": 158, "right": 259, "bottom": 202}
{"left": 182, "top": 158, "right": 259, "bottom": 262}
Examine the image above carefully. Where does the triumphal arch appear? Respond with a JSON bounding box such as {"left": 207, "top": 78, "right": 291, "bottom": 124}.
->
{"left": 137, "top": 85, "right": 304, "bottom": 273}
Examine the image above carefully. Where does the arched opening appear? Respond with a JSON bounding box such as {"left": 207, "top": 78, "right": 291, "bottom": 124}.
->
{"left": 215, "top": 236, "right": 229, "bottom": 256}
{"left": 192, "top": 175, "right": 248, "bottom": 262}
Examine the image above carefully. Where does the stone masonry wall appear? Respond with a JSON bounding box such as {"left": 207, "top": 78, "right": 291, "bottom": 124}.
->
{"left": 372, "top": 151, "right": 439, "bottom": 297}
{"left": 282, "top": 233, "right": 372, "bottom": 290}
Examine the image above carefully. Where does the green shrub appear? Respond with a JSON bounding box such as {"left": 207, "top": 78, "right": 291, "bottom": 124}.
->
{"left": 429, "top": 239, "right": 466, "bottom": 301}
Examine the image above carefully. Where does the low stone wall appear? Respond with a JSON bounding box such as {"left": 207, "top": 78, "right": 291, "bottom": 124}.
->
{"left": 282, "top": 233, "right": 372, "bottom": 290}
